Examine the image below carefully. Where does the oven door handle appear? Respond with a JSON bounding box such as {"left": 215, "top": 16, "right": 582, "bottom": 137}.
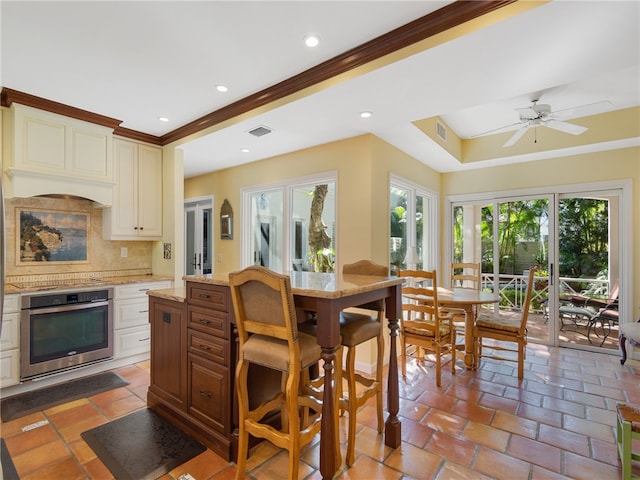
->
{"left": 26, "top": 300, "right": 110, "bottom": 315}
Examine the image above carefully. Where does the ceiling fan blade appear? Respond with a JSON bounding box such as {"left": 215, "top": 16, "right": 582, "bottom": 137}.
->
{"left": 552, "top": 100, "right": 613, "bottom": 120}
{"left": 545, "top": 119, "right": 588, "bottom": 135}
{"left": 471, "top": 122, "right": 523, "bottom": 138}
{"left": 503, "top": 125, "right": 529, "bottom": 147}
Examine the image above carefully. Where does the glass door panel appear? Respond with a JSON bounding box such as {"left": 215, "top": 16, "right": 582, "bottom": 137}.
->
{"left": 184, "top": 199, "right": 213, "bottom": 275}
{"left": 556, "top": 193, "right": 619, "bottom": 350}
{"left": 250, "top": 191, "right": 283, "bottom": 272}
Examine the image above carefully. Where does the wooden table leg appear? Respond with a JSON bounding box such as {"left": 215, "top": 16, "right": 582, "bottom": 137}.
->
{"left": 320, "top": 346, "right": 341, "bottom": 479}
{"left": 384, "top": 316, "right": 401, "bottom": 447}
{"left": 464, "top": 306, "right": 475, "bottom": 369}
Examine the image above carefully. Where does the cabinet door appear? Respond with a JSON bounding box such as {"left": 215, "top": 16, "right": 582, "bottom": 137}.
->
{"left": 137, "top": 144, "right": 162, "bottom": 237}
{"left": 150, "top": 298, "right": 186, "bottom": 408}
{"left": 188, "top": 353, "right": 229, "bottom": 434}
{"left": 109, "top": 139, "right": 139, "bottom": 236}
{"left": 22, "top": 114, "right": 66, "bottom": 171}
{"left": 70, "top": 126, "right": 111, "bottom": 179}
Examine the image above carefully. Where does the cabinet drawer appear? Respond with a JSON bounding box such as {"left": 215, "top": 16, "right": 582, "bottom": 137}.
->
{"left": 188, "top": 330, "right": 228, "bottom": 365}
{"left": 3, "top": 295, "right": 20, "bottom": 314}
{"left": 114, "top": 325, "right": 151, "bottom": 358}
{"left": 188, "top": 305, "right": 229, "bottom": 339}
{"left": 115, "top": 281, "right": 171, "bottom": 300}
{"left": 187, "top": 283, "right": 228, "bottom": 310}
{"left": 114, "top": 297, "right": 149, "bottom": 329}
{"left": 188, "top": 353, "right": 230, "bottom": 434}
{"left": 0, "top": 312, "right": 20, "bottom": 351}
{"left": 0, "top": 349, "right": 20, "bottom": 388}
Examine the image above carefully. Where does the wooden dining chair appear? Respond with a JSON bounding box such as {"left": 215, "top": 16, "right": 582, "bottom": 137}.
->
{"left": 229, "top": 265, "right": 323, "bottom": 480}
{"left": 398, "top": 269, "right": 456, "bottom": 387}
{"left": 449, "top": 261, "right": 482, "bottom": 344}
{"left": 451, "top": 262, "right": 481, "bottom": 290}
{"left": 473, "top": 267, "right": 536, "bottom": 380}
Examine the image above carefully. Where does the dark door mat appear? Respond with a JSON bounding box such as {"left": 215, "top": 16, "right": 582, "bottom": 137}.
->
{"left": 81, "top": 408, "right": 206, "bottom": 480}
{"left": 1, "top": 438, "right": 19, "bottom": 480}
{"left": 1, "top": 371, "right": 129, "bottom": 422}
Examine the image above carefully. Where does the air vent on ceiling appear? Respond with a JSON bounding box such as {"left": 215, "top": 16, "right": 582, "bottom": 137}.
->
{"left": 436, "top": 120, "right": 447, "bottom": 142}
{"left": 248, "top": 125, "right": 272, "bottom": 137}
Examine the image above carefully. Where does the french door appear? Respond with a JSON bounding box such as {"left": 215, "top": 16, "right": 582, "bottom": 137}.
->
{"left": 449, "top": 184, "right": 626, "bottom": 351}
{"left": 184, "top": 197, "right": 213, "bottom": 275}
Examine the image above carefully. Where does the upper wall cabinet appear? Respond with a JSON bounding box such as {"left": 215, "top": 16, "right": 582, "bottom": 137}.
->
{"left": 103, "top": 138, "right": 163, "bottom": 240}
{"left": 3, "top": 104, "right": 115, "bottom": 204}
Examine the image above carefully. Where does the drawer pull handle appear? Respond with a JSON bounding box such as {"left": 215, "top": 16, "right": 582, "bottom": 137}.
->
{"left": 199, "top": 294, "right": 210, "bottom": 298}
{"left": 139, "top": 337, "right": 150, "bottom": 342}
{"left": 198, "top": 344, "right": 211, "bottom": 351}
{"left": 199, "top": 390, "right": 212, "bottom": 398}
{"left": 139, "top": 288, "right": 150, "bottom": 292}
{"left": 199, "top": 319, "right": 211, "bottom": 325}
{"left": 139, "top": 310, "right": 149, "bottom": 314}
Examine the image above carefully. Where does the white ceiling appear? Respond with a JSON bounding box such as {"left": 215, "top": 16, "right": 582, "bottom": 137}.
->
{"left": 2, "top": 1, "right": 639, "bottom": 179}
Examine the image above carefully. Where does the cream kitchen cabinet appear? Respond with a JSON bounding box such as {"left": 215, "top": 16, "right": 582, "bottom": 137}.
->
{"left": 0, "top": 295, "right": 20, "bottom": 388}
{"left": 4, "top": 104, "right": 115, "bottom": 204}
{"left": 113, "top": 281, "right": 171, "bottom": 358}
{"left": 103, "top": 139, "right": 163, "bottom": 240}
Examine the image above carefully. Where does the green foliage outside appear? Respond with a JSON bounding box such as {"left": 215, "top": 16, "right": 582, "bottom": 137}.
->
{"left": 454, "top": 198, "right": 609, "bottom": 279}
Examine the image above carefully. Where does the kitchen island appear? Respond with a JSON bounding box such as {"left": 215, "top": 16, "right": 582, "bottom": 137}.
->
{"left": 147, "top": 271, "right": 403, "bottom": 479}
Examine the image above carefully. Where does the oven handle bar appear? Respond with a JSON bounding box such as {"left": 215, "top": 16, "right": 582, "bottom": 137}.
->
{"left": 26, "top": 300, "right": 111, "bottom": 315}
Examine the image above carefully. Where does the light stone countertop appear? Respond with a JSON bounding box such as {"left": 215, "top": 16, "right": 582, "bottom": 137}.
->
{"left": 184, "top": 271, "right": 404, "bottom": 299}
{"left": 4, "top": 274, "right": 174, "bottom": 294}
{"left": 146, "top": 287, "right": 186, "bottom": 303}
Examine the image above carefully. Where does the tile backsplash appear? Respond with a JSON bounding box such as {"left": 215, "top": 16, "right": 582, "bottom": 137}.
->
{"left": 4, "top": 195, "right": 153, "bottom": 278}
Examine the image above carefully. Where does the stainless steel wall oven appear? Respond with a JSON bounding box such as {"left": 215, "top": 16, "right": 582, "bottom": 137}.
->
{"left": 20, "top": 288, "right": 113, "bottom": 379}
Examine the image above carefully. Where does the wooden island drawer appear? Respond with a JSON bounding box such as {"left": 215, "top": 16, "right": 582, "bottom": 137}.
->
{"left": 188, "top": 330, "right": 229, "bottom": 365}
{"left": 188, "top": 305, "right": 229, "bottom": 338}
{"left": 187, "top": 283, "right": 229, "bottom": 310}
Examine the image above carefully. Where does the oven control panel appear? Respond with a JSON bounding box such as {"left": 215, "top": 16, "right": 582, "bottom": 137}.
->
{"left": 23, "top": 288, "right": 113, "bottom": 309}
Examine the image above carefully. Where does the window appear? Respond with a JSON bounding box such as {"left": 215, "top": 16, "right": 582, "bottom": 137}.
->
{"left": 389, "top": 175, "right": 437, "bottom": 274}
{"left": 242, "top": 173, "right": 337, "bottom": 273}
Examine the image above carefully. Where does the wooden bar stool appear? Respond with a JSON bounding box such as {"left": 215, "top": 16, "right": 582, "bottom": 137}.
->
{"left": 229, "top": 266, "right": 323, "bottom": 480}
{"left": 339, "top": 260, "right": 387, "bottom": 466}
{"left": 617, "top": 402, "right": 640, "bottom": 479}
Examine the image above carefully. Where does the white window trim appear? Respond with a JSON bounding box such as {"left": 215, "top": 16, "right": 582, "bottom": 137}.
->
{"left": 241, "top": 171, "right": 338, "bottom": 271}
{"left": 389, "top": 173, "right": 439, "bottom": 271}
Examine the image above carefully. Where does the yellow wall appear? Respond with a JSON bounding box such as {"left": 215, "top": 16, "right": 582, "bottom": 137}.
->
{"left": 184, "top": 134, "right": 441, "bottom": 274}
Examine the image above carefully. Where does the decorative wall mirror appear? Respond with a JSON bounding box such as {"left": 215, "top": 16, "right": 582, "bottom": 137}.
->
{"left": 220, "top": 199, "right": 233, "bottom": 240}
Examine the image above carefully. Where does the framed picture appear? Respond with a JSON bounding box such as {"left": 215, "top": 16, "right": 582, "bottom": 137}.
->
{"left": 220, "top": 214, "right": 233, "bottom": 240}
{"left": 17, "top": 208, "right": 89, "bottom": 264}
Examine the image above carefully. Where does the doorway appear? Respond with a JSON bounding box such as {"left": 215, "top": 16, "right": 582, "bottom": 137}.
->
{"left": 448, "top": 182, "right": 628, "bottom": 353}
{"left": 184, "top": 197, "right": 213, "bottom": 276}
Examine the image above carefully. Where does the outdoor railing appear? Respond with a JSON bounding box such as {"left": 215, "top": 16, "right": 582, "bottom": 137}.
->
{"left": 479, "top": 273, "right": 610, "bottom": 313}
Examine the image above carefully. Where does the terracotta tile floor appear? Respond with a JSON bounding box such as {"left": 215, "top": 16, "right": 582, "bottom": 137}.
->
{"left": 2, "top": 345, "right": 639, "bottom": 479}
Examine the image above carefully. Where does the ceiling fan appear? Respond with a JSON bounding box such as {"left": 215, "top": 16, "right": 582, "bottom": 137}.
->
{"left": 479, "top": 99, "right": 613, "bottom": 147}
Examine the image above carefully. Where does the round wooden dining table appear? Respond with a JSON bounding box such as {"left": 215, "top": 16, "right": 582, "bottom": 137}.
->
{"left": 436, "top": 287, "right": 499, "bottom": 369}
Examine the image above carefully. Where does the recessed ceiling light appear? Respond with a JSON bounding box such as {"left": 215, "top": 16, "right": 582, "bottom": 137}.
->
{"left": 304, "top": 35, "right": 320, "bottom": 48}
{"left": 216, "top": 84, "right": 228, "bottom": 93}
{"left": 360, "top": 111, "right": 373, "bottom": 118}
{"left": 158, "top": 116, "right": 169, "bottom": 122}
{"left": 240, "top": 148, "right": 250, "bottom": 153}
